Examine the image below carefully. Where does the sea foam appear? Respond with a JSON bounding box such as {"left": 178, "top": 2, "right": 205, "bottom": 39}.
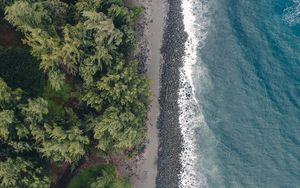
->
{"left": 179, "top": 0, "right": 211, "bottom": 187}
{"left": 284, "top": 0, "right": 300, "bottom": 25}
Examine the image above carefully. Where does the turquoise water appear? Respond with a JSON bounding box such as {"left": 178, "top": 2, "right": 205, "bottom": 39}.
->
{"left": 191, "top": 0, "right": 300, "bottom": 187}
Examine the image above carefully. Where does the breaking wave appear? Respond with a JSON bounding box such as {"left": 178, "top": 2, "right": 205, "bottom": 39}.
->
{"left": 179, "top": 0, "right": 212, "bottom": 187}
{"left": 284, "top": 0, "right": 300, "bottom": 25}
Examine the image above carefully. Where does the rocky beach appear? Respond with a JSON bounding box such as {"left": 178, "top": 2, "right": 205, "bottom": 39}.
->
{"left": 157, "top": 0, "right": 187, "bottom": 187}
{"left": 122, "top": 0, "right": 187, "bottom": 187}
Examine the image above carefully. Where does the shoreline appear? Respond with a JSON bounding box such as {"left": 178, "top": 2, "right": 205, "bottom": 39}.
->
{"left": 124, "top": 0, "right": 167, "bottom": 187}
{"left": 157, "top": 0, "right": 187, "bottom": 187}
{"left": 122, "top": 0, "right": 186, "bottom": 187}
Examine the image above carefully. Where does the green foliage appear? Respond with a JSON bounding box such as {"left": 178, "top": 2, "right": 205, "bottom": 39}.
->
{"left": 90, "top": 107, "right": 144, "bottom": 152}
{"left": 67, "top": 164, "right": 131, "bottom": 188}
{"left": 108, "top": 4, "right": 135, "bottom": 26}
{"left": 0, "top": 157, "right": 51, "bottom": 188}
{"left": 21, "top": 98, "right": 49, "bottom": 125}
{"left": 2, "top": 1, "right": 150, "bottom": 187}
{"left": 83, "top": 60, "right": 149, "bottom": 152}
{"left": 67, "top": 164, "right": 111, "bottom": 188}
{"left": 0, "top": 78, "right": 22, "bottom": 108}
{"left": 5, "top": 0, "right": 142, "bottom": 92}
{"left": 39, "top": 124, "right": 89, "bottom": 163}
{"left": 0, "top": 79, "right": 87, "bottom": 164}
{"left": 95, "top": 61, "right": 149, "bottom": 113}
{"left": 43, "top": 82, "right": 73, "bottom": 120}
{"left": 43, "top": 81, "right": 72, "bottom": 103}
{"left": 0, "top": 81, "right": 37, "bottom": 153}
{"left": 5, "top": 1, "right": 48, "bottom": 31}
{"left": 0, "top": 110, "right": 14, "bottom": 141}
{"left": 0, "top": 47, "right": 45, "bottom": 97}
{"left": 5, "top": 0, "right": 68, "bottom": 32}
{"left": 75, "top": 0, "right": 103, "bottom": 13}
{"left": 90, "top": 169, "right": 115, "bottom": 188}
{"left": 48, "top": 70, "right": 66, "bottom": 91}
{"left": 0, "top": 0, "right": 12, "bottom": 15}
{"left": 5, "top": 0, "right": 150, "bottom": 153}
{"left": 82, "top": 60, "right": 150, "bottom": 118}
{"left": 107, "top": 4, "right": 142, "bottom": 54}
{"left": 111, "top": 177, "right": 131, "bottom": 188}
{"left": 5, "top": 1, "right": 69, "bottom": 90}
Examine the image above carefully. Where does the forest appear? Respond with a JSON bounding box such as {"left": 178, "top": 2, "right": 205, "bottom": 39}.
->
{"left": 0, "top": 0, "right": 149, "bottom": 187}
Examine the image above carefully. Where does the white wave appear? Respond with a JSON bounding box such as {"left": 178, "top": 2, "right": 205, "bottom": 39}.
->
{"left": 284, "top": 0, "right": 300, "bottom": 25}
{"left": 179, "top": 0, "right": 211, "bottom": 187}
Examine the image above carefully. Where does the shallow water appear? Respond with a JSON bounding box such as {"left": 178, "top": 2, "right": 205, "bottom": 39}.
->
{"left": 180, "top": 0, "right": 300, "bottom": 187}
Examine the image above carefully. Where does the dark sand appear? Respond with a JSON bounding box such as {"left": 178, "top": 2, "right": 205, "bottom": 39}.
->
{"left": 125, "top": 0, "right": 186, "bottom": 187}
{"left": 127, "top": 0, "right": 167, "bottom": 187}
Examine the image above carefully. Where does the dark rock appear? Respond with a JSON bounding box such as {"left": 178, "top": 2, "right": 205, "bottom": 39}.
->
{"left": 156, "top": 0, "right": 187, "bottom": 187}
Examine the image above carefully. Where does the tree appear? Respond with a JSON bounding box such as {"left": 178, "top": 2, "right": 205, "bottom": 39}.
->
{"left": 0, "top": 79, "right": 33, "bottom": 153}
{"left": 5, "top": 1, "right": 68, "bottom": 90}
{"left": 67, "top": 164, "right": 131, "bottom": 188}
{"left": 90, "top": 167, "right": 115, "bottom": 188}
{"left": 90, "top": 107, "right": 144, "bottom": 152}
{"left": 0, "top": 110, "right": 14, "bottom": 141}
{"left": 0, "top": 0, "right": 12, "bottom": 13}
{"left": 0, "top": 78, "right": 22, "bottom": 109}
{"left": 75, "top": 0, "right": 103, "bottom": 13}
{"left": 0, "top": 79, "right": 88, "bottom": 163}
{"left": 20, "top": 97, "right": 89, "bottom": 163}
{"left": 5, "top": 0, "right": 68, "bottom": 33}
{"left": 82, "top": 59, "right": 149, "bottom": 112}
{"left": 5, "top": 0, "right": 150, "bottom": 162}
{"left": 2, "top": 0, "right": 151, "bottom": 187}
{"left": 5, "top": 0, "right": 139, "bottom": 92}
{"left": 21, "top": 97, "right": 48, "bottom": 125}
{"left": 90, "top": 165, "right": 131, "bottom": 188}
{"left": 0, "top": 80, "right": 36, "bottom": 154}
{"left": 39, "top": 123, "right": 89, "bottom": 163}
{"left": 0, "top": 157, "right": 51, "bottom": 188}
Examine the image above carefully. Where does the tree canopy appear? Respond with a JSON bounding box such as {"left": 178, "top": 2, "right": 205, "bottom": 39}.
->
{"left": 0, "top": 157, "right": 51, "bottom": 188}
{"left": 67, "top": 164, "right": 131, "bottom": 188}
{"left": 1, "top": 0, "right": 149, "bottom": 187}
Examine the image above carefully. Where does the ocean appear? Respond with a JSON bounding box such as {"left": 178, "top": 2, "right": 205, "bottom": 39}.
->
{"left": 179, "top": 0, "right": 300, "bottom": 187}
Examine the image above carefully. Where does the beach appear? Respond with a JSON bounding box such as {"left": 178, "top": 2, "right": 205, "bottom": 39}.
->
{"left": 123, "top": 0, "right": 187, "bottom": 187}
{"left": 156, "top": 0, "right": 187, "bottom": 187}
{"left": 125, "top": 0, "right": 167, "bottom": 187}
{"left": 131, "top": 0, "right": 187, "bottom": 187}
{"left": 125, "top": 0, "right": 300, "bottom": 187}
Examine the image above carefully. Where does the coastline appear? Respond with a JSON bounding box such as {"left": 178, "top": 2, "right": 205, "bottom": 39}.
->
{"left": 157, "top": 0, "right": 187, "bottom": 187}
{"left": 122, "top": 0, "right": 186, "bottom": 187}
{"left": 124, "top": 0, "right": 167, "bottom": 187}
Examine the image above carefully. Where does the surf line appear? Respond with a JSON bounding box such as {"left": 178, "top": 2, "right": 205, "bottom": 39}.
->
{"left": 178, "top": 0, "right": 211, "bottom": 187}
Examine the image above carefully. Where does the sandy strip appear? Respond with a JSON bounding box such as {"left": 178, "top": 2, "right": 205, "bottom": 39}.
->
{"left": 127, "top": 0, "right": 167, "bottom": 187}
